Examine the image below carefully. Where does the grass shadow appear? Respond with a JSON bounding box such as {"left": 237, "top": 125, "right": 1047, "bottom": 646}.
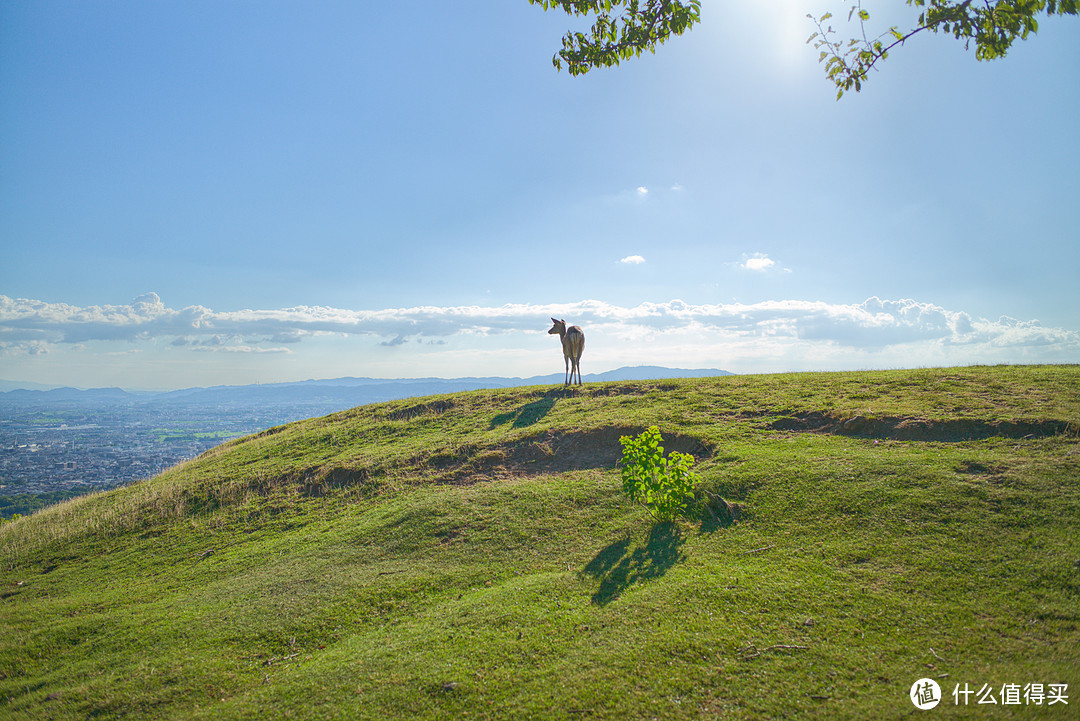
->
{"left": 489, "top": 391, "right": 560, "bottom": 429}
{"left": 583, "top": 522, "right": 686, "bottom": 606}
{"left": 694, "top": 491, "right": 741, "bottom": 536}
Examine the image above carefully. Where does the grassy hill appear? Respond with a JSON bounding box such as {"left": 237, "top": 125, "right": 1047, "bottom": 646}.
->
{"left": 1, "top": 366, "right": 1078, "bottom": 719}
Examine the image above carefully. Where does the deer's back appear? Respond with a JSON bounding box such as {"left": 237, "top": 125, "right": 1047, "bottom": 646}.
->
{"left": 564, "top": 326, "right": 584, "bottom": 357}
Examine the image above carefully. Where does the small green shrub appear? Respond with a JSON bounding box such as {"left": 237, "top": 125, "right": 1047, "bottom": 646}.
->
{"left": 619, "top": 426, "right": 699, "bottom": 521}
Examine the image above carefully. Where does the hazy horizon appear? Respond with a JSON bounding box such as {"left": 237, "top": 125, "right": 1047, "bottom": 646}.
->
{"left": 0, "top": 363, "right": 734, "bottom": 394}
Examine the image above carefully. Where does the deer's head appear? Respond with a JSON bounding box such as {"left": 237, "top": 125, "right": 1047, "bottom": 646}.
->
{"left": 548, "top": 318, "right": 566, "bottom": 335}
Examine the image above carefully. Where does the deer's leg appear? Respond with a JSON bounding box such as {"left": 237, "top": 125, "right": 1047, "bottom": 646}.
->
{"left": 564, "top": 354, "right": 570, "bottom": 385}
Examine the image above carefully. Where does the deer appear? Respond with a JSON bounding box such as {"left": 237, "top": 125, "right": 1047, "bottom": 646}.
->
{"left": 548, "top": 318, "right": 585, "bottom": 386}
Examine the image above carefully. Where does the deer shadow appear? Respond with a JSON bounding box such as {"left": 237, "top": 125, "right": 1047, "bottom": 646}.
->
{"left": 489, "top": 391, "right": 560, "bottom": 429}
{"left": 582, "top": 522, "right": 686, "bottom": 606}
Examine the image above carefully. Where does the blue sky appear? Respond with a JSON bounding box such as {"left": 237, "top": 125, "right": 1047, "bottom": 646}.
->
{"left": 2, "top": 1, "right": 1078, "bottom": 389}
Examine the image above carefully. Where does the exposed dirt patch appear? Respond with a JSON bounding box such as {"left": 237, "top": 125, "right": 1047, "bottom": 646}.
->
{"left": 585, "top": 384, "right": 652, "bottom": 398}
{"left": 381, "top": 399, "right": 458, "bottom": 422}
{"left": 289, "top": 427, "right": 714, "bottom": 495}
{"left": 584, "top": 382, "right": 679, "bottom": 398}
{"left": 767, "top": 412, "right": 1072, "bottom": 442}
{"left": 427, "top": 426, "right": 714, "bottom": 485}
{"left": 955, "top": 460, "right": 1006, "bottom": 475}
{"left": 954, "top": 460, "right": 1012, "bottom": 484}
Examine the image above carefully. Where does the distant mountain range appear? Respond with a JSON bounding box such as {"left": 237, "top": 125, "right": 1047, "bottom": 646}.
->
{"left": 1, "top": 366, "right": 733, "bottom": 409}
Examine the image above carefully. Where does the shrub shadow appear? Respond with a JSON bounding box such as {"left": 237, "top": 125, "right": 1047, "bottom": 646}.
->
{"left": 583, "top": 522, "right": 686, "bottom": 606}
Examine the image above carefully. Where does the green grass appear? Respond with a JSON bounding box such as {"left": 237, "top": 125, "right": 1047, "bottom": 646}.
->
{"left": 150, "top": 429, "right": 242, "bottom": 443}
{"left": 0, "top": 489, "right": 101, "bottom": 521}
{"left": 1, "top": 366, "right": 1078, "bottom": 719}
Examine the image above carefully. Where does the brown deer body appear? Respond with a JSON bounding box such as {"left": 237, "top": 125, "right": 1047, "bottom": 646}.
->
{"left": 548, "top": 317, "right": 585, "bottom": 386}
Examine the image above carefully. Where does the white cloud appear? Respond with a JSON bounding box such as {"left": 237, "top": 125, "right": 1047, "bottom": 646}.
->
{"left": 620, "top": 255, "right": 646, "bottom": 265}
{"left": 636, "top": 186, "right": 649, "bottom": 196}
{"left": 742, "top": 254, "right": 776, "bottom": 271}
{"left": 191, "top": 345, "right": 292, "bottom": 354}
{"left": 2, "top": 294, "right": 1077, "bottom": 377}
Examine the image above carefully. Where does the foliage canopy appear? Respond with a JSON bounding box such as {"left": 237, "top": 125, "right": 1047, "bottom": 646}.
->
{"left": 529, "top": 0, "right": 1078, "bottom": 95}
{"left": 527, "top": 1, "right": 702, "bottom": 75}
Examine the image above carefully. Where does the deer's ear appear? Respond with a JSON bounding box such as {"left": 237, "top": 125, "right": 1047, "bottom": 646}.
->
{"left": 561, "top": 319, "right": 567, "bottom": 324}
{"left": 551, "top": 317, "right": 558, "bottom": 323}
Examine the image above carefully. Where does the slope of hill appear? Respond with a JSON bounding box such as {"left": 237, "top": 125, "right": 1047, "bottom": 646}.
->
{"left": 1, "top": 366, "right": 1078, "bottom": 719}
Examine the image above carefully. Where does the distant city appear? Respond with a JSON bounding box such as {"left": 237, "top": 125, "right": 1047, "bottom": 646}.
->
{"left": 1, "top": 399, "right": 296, "bottom": 498}
{"left": 0, "top": 367, "right": 730, "bottom": 514}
